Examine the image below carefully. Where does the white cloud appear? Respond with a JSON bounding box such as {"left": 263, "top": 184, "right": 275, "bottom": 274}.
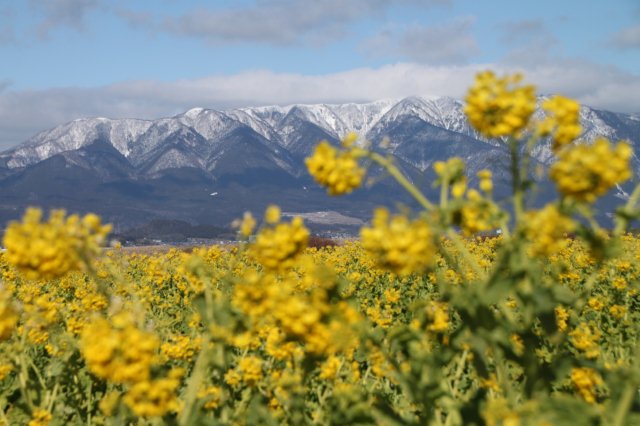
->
{"left": 363, "top": 17, "right": 479, "bottom": 64}
{"left": 28, "top": 0, "right": 101, "bottom": 39}
{"left": 610, "top": 24, "right": 640, "bottom": 49}
{"left": 0, "top": 62, "right": 638, "bottom": 150}
{"left": 125, "top": 0, "right": 449, "bottom": 45}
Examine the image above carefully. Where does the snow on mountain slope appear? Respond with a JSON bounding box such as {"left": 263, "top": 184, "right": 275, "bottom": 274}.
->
{"left": 2, "top": 97, "right": 637, "bottom": 175}
{"left": 3, "top": 118, "right": 152, "bottom": 168}
{"left": 177, "top": 108, "right": 242, "bottom": 141}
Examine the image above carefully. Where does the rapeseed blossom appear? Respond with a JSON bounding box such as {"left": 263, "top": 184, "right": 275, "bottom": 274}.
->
{"left": 80, "top": 315, "right": 159, "bottom": 384}
{"left": 465, "top": 71, "right": 536, "bottom": 138}
{"left": 538, "top": 95, "right": 582, "bottom": 150}
{"left": 571, "top": 367, "right": 603, "bottom": 404}
{"left": 361, "top": 208, "right": 435, "bottom": 275}
{"left": 123, "top": 369, "right": 183, "bottom": 417}
{"left": 3, "top": 208, "right": 111, "bottom": 279}
{"left": 249, "top": 215, "right": 309, "bottom": 271}
{"left": 525, "top": 204, "right": 575, "bottom": 256}
{"left": 305, "top": 141, "right": 364, "bottom": 195}
{"left": 550, "top": 138, "right": 632, "bottom": 202}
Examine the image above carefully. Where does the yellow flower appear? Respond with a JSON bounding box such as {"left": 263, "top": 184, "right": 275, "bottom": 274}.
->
{"left": 0, "top": 364, "right": 12, "bottom": 380}
{"left": 238, "top": 356, "right": 263, "bottom": 386}
{"left": 239, "top": 212, "right": 256, "bottom": 237}
{"left": 224, "top": 368, "right": 241, "bottom": 387}
{"left": 550, "top": 138, "right": 632, "bottom": 202}
{"left": 477, "top": 169, "right": 493, "bottom": 193}
{"left": 28, "top": 409, "right": 52, "bottom": 426}
{"left": 360, "top": 208, "right": 435, "bottom": 275}
{"left": 609, "top": 304, "right": 626, "bottom": 319}
{"left": 458, "top": 190, "right": 501, "bottom": 236}
{"left": 319, "top": 355, "right": 342, "bottom": 380}
{"left": 587, "top": 297, "right": 604, "bottom": 311}
{"left": 264, "top": 204, "right": 281, "bottom": 224}
{"left": 555, "top": 306, "right": 569, "bottom": 332}
{"left": 249, "top": 216, "right": 309, "bottom": 271}
{"left": 3, "top": 208, "right": 111, "bottom": 279}
{"left": 198, "top": 386, "right": 223, "bottom": 410}
{"left": 569, "top": 323, "right": 600, "bottom": 359}
{"left": 434, "top": 157, "right": 466, "bottom": 184}
{"left": 571, "top": 367, "right": 602, "bottom": 404}
{"left": 0, "top": 291, "right": 18, "bottom": 341}
{"left": 427, "top": 302, "right": 449, "bottom": 333}
{"left": 511, "top": 334, "right": 524, "bottom": 356}
{"left": 465, "top": 71, "right": 536, "bottom": 138}
{"left": 305, "top": 141, "right": 365, "bottom": 195}
{"left": 80, "top": 315, "right": 159, "bottom": 384}
{"left": 123, "top": 371, "right": 183, "bottom": 417}
{"left": 525, "top": 204, "right": 575, "bottom": 256}
{"left": 161, "top": 335, "right": 201, "bottom": 361}
{"left": 538, "top": 95, "right": 582, "bottom": 150}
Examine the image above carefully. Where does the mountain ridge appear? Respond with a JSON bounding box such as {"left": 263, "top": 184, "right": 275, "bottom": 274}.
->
{"left": 0, "top": 96, "right": 637, "bottom": 231}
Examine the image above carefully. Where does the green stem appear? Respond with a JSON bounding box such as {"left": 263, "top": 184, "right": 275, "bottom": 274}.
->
{"left": 440, "top": 180, "right": 449, "bottom": 210}
{"left": 178, "top": 343, "right": 210, "bottom": 426}
{"left": 509, "top": 138, "right": 525, "bottom": 227}
{"left": 16, "top": 333, "right": 34, "bottom": 411}
{"left": 612, "top": 380, "right": 636, "bottom": 426}
{"left": 368, "top": 152, "right": 435, "bottom": 211}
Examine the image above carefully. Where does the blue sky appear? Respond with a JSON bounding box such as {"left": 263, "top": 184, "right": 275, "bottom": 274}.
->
{"left": 0, "top": 0, "right": 639, "bottom": 149}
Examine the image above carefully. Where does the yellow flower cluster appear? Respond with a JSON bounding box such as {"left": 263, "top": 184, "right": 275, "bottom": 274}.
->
{"left": 427, "top": 302, "right": 449, "bottom": 333}
{"left": 0, "top": 291, "right": 18, "bottom": 341}
{"left": 569, "top": 323, "right": 601, "bottom": 359}
{"left": 80, "top": 315, "right": 159, "bottom": 384}
{"left": 477, "top": 169, "right": 493, "bottom": 193}
{"left": 525, "top": 204, "right": 575, "bottom": 256}
{"left": 550, "top": 138, "right": 632, "bottom": 202}
{"left": 123, "top": 369, "right": 183, "bottom": 417}
{"left": 464, "top": 71, "right": 536, "bottom": 138}
{"left": 434, "top": 157, "right": 466, "bottom": 183}
{"left": 3, "top": 208, "right": 111, "bottom": 279}
{"left": 237, "top": 356, "right": 263, "bottom": 386}
{"left": 458, "top": 190, "right": 501, "bottom": 236}
{"left": 233, "top": 270, "right": 359, "bottom": 356}
{"left": 570, "top": 367, "right": 602, "bottom": 404}
{"left": 161, "top": 335, "right": 201, "bottom": 361}
{"left": 538, "top": 95, "right": 582, "bottom": 150}
{"left": 198, "top": 386, "right": 223, "bottom": 410}
{"left": 361, "top": 208, "right": 435, "bottom": 275}
{"left": 305, "top": 141, "right": 365, "bottom": 195}
{"left": 249, "top": 215, "right": 309, "bottom": 271}
{"left": 555, "top": 306, "right": 569, "bottom": 332}
{"left": 28, "top": 409, "right": 52, "bottom": 426}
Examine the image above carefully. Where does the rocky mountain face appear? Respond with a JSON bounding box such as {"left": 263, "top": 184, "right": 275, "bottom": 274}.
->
{"left": 0, "top": 97, "right": 638, "bottom": 232}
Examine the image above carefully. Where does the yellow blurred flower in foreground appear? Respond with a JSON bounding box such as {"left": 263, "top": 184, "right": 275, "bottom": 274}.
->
{"left": 571, "top": 367, "right": 602, "bottom": 404}
{"left": 361, "top": 208, "right": 435, "bottom": 275}
{"left": 80, "top": 315, "right": 159, "bottom": 384}
{"left": 550, "top": 138, "right": 632, "bottom": 202}
{"left": 525, "top": 204, "right": 575, "bottom": 257}
{"left": 3, "top": 208, "right": 111, "bottom": 279}
{"left": 306, "top": 141, "right": 364, "bottom": 195}
{"left": 249, "top": 215, "right": 309, "bottom": 271}
{"left": 538, "top": 95, "right": 582, "bottom": 150}
{"left": 465, "top": 71, "right": 536, "bottom": 138}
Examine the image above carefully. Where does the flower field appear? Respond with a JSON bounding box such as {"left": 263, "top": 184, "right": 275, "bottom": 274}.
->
{"left": 1, "top": 72, "right": 640, "bottom": 425}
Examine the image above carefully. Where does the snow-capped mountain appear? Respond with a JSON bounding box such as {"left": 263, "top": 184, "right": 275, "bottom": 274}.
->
{"left": 0, "top": 97, "right": 637, "bottom": 230}
{"left": 4, "top": 96, "right": 637, "bottom": 172}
